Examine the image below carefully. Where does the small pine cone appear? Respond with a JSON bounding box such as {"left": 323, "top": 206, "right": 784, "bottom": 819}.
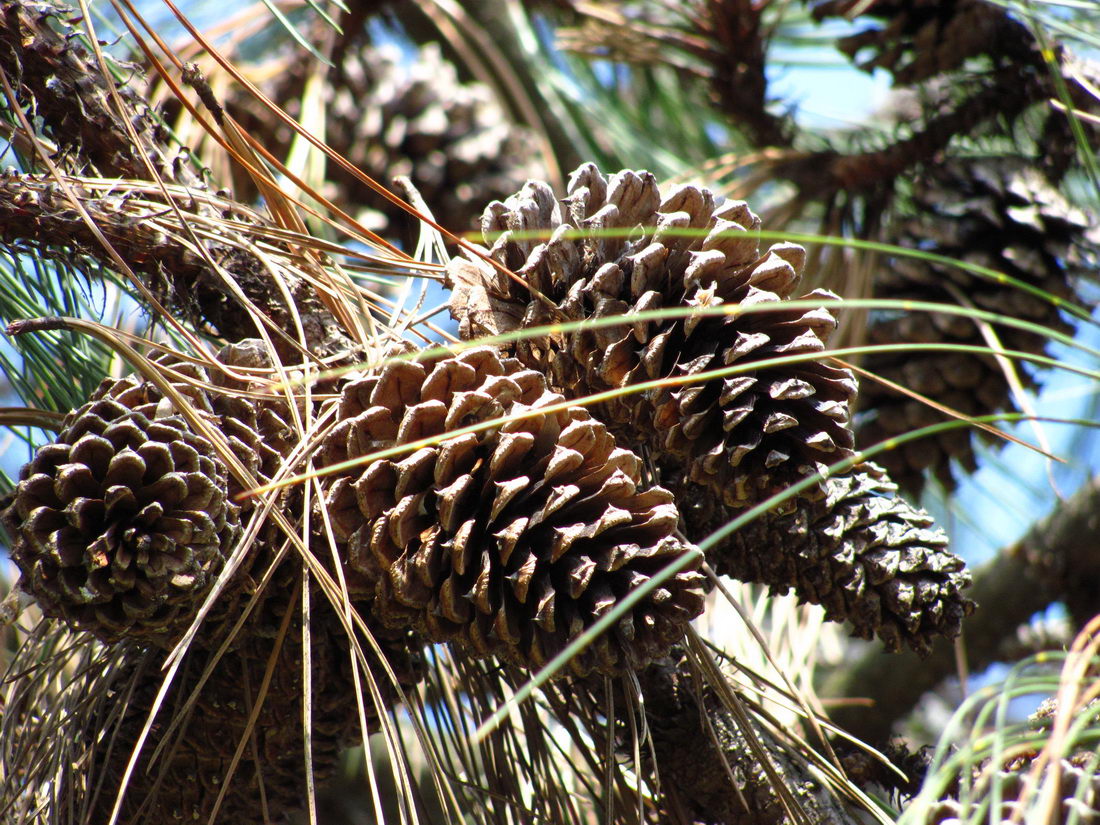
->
{"left": 859, "top": 158, "right": 1095, "bottom": 493}
{"left": 446, "top": 164, "right": 857, "bottom": 509}
{"left": 321, "top": 346, "right": 706, "bottom": 675}
{"left": 703, "top": 464, "right": 973, "bottom": 655}
{"left": 0, "top": 343, "right": 303, "bottom": 646}
{"left": 1, "top": 395, "right": 240, "bottom": 645}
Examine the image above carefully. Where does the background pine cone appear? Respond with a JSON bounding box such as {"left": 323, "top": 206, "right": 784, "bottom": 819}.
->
{"left": 924, "top": 697, "right": 1100, "bottom": 824}
{"left": 697, "top": 463, "right": 973, "bottom": 654}
{"left": 225, "top": 41, "right": 543, "bottom": 239}
{"left": 321, "top": 346, "right": 706, "bottom": 675}
{"left": 80, "top": 593, "right": 415, "bottom": 824}
{"left": 807, "top": 0, "right": 1040, "bottom": 85}
{"left": 858, "top": 158, "right": 1095, "bottom": 493}
{"left": 447, "top": 164, "right": 857, "bottom": 509}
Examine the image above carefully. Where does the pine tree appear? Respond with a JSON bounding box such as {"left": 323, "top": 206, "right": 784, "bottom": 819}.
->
{"left": 1, "top": 1, "right": 1098, "bottom": 823}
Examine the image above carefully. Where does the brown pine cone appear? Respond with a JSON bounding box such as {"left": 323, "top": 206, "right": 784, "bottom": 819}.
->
{"left": 79, "top": 593, "right": 417, "bottom": 824}
{"left": 859, "top": 158, "right": 1095, "bottom": 493}
{"left": 321, "top": 346, "right": 706, "bottom": 676}
{"left": 0, "top": 343, "right": 297, "bottom": 646}
{"left": 225, "top": 41, "right": 543, "bottom": 238}
{"left": 2, "top": 395, "right": 241, "bottom": 645}
{"left": 699, "top": 464, "right": 973, "bottom": 655}
{"left": 446, "top": 164, "right": 857, "bottom": 509}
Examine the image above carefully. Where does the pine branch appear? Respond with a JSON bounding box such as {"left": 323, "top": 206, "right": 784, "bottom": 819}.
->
{"left": 0, "top": 0, "right": 366, "bottom": 357}
{"left": 822, "top": 474, "right": 1100, "bottom": 745}
{"left": 685, "top": 0, "right": 796, "bottom": 149}
{"left": 0, "top": 0, "right": 193, "bottom": 184}
{"left": 0, "top": 172, "right": 353, "bottom": 356}
{"left": 545, "top": 652, "right": 866, "bottom": 825}
{"left": 635, "top": 652, "right": 863, "bottom": 825}
{"left": 770, "top": 70, "right": 1048, "bottom": 199}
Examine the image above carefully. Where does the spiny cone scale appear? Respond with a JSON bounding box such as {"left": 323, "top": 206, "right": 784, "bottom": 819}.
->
{"left": 860, "top": 158, "right": 1094, "bottom": 493}
{"left": 446, "top": 163, "right": 857, "bottom": 510}
{"left": 702, "top": 463, "right": 973, "bottom": 655}
{"left": 0, "top": 342, "right": 296, "bottom": 646}
{"left": 321, "top": 346, "right": 707, "bottom": 676}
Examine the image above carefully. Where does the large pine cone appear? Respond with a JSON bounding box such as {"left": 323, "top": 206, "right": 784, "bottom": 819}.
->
{"left": 700, "top": 464, "right": 973, "bottom": 654}
{"left": 1, "top": 343, "right": 296, "bottom": 645}
{"left": 321, "top": 346, "right": 706, "bottom": 675}
{"left": 447, "top": 164, "right": 857, "bottom": 509}
{"left": 859, "top": 158, "right": 1095, "bottom": 493}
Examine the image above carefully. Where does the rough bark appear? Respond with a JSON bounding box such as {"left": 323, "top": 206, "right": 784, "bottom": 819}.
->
{"left": 636, "top": 654, "right": 861, "bottom": 825}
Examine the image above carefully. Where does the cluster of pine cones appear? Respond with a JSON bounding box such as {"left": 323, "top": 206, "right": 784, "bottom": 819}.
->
{"left": 2, "top": 165, "right": 976, "bottom": 821}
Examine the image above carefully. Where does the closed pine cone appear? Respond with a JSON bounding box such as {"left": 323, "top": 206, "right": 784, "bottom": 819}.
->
{"left": 81, "top": 593, "right": 417, "bottom": 825}
{"left": 447, "top": 163, "right": 857, "bottom": 509}
{"left": 321, "top": 346, "right": 707, "bottom": 676}
{"left": 696, "top": 463, "right": 973, "bottom": 654}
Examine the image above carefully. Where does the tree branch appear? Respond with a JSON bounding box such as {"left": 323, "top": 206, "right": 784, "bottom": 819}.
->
{"left": 0, "top": 0, "right": 363, "bottom": 357}
{"left": 0, "top": 172, "right": 357, "bottom": 358}
{"left": 635, "top": 653, "right": 863, "bottom": 825}
{"left": 0, "top": 0, "right": 192, "bottom": 184}
{"left": 822, "top": 475, "right": 1100, "bottom": 745}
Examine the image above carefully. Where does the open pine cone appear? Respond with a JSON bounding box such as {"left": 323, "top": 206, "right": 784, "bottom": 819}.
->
{"left": 321, "top": 346, "right": 706, "bottom": 675}
{"left": 2, "top": 394, "right": 240, "bottom": 645}
{"left": 859, "top": 158, "right": 1095, "bottom": 493}
{"left": 447, "top": 164, "right": 857, "bottom": 510}
{"left": 0, "top": 343, "right": 297, "bottom": 645}
{"left": 699, "top": 463, "right": 973, "bottom": 654}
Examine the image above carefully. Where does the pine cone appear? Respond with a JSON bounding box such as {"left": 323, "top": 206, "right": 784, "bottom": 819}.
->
{"left": 446, "top": 164, "right": 857, "bottom": 509}
{"left": 859, "top": 158, "right": 1095, "bottom": 493}
{"left": 925, "top": 698, "right": 1100, "bottom": 825}
{"left": 1, "top": 395, "right": 241, "bottom": 645}
{"left": 808, "top": 0, "right": 1039, "bottom": 85}
{"left": 321, "top": 346, "right": 706, "bottom": 675}
{"left": 701, "top": 464, "right": 973, "bottom": 654}
{"left": 1, "top": 342, "right": 297, "bottom": 645}
{"left": 227, "top": 41, "right": 543, "bottom": 237}
{"left": 82, "top": 593, "right": 417, "bottom": 824}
